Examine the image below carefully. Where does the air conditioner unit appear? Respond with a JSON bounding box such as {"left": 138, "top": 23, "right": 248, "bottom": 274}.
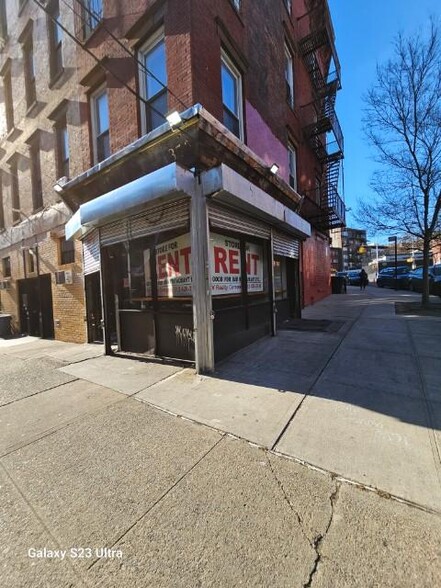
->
{"left": 0, "top": 280, "right": 11, "bottom": 290}
{"left": 54, "top": 270, "right": 73, "bottom": 285}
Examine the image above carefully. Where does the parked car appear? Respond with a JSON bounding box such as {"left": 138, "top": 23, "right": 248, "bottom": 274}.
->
{"left": 346, "top": 269, "right": 362, "bottom": 286}
{"left": 376, "top": 266, "right": 410, "bottom": 289}
{"left": 408, "top": 265, "right": 441, "bottom": 296}
{"left": 433, "top": 265, "right": 441, "bottom": 296}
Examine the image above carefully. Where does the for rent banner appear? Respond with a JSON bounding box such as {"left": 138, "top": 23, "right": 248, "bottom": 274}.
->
{"left": 155, "top": 234, "right": 192, "bottom": 297}
{"left": 209, "top": 233, "right": 264, "bottom": 295}
{"left": 153, "top": 233, "right": 264, "bottom": 298}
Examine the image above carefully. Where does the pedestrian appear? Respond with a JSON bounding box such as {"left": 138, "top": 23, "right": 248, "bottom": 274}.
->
{"left": 360, "top": 269, "right": 368, "bottom": 290}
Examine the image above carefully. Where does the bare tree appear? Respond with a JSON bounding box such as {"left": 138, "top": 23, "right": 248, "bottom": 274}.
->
{"left": 358, "top": 20, "right": 441, "bottom": 305}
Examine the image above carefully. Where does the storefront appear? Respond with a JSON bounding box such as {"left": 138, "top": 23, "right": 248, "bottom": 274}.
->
{"left": 66, "top": 162, "right": 310, "bottom": 372}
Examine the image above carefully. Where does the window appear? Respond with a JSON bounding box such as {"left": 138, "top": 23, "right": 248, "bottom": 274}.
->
{"left": 55, "top": 118, "right": 69, "bottom": 178}
{"left": 81, "top": 0, "right": 102, "bottom": 39}
{"left": 315, "top": 175, "right": 322, "bottom": 205}
{"left": 10, "top": 158, "right": 20, "bottom": 224}
{"left": 221, "top": 51, "right": 243, "bottom": 140}
{"left": 274, "top": 257, "right": 287, "bottom": 300}
{"left": 91, "top": 86, "right": 110, "bottom": 163}
{"left": 285, "top": 43, "right": 294, "bottom": 108}
{"left": 23, "top": 34, "right": 36, "bottom": 108}
{"left": 139, "top": 32, "right": 167, "bottom": 134}
{"left": 26, "top": 249, "right": 35, "bottom": 273}
{"left": 48, "top": 0, "right": 63, "bottom": 81}
{"left": 0, "top": 0, "right": 8, "bottom": 42}
{"left": 2, "top": 66, "right": 14, "bottom": 132}
{"left": 288, "top": 143, "right": 297, "bottom": 191}
{"left": 2, "top": 256, "right": 11, "bottom": 277}
{"left": 30, "top": 138, "right": 43, "bottom": 211}
{"left": 60, "top": 237, "right": 75, "bottom": 265}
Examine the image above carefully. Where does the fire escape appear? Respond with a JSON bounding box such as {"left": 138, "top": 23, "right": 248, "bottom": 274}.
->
{"left": 298, "top": 0, "right": 345, "bottom": 231}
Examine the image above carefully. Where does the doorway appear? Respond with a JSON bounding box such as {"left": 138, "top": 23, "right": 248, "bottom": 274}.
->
{"left": 85, "top": 272, "right": 104, "bottom": 343}
{"left": 18, "top": 275, "right": 54, "bottom": 338}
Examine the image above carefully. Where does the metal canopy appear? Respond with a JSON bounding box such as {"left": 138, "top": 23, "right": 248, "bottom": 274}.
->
{"left": 65, "top": 163, "right": 195, "bottom": 240}
{"left": 201, "top": 164, "right": 311, "bottom": 239}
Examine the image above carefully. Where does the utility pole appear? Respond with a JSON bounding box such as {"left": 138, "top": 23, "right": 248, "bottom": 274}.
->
{"left": 388, "top": 236, "right": 398, "bottom": 290}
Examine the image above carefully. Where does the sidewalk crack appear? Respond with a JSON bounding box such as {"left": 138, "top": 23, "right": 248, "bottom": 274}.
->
{"left": 304, "top": 481, "right": 341, "bottom": 588}
{"left": 266, "top": 454, "right": 314, "bottom": 549}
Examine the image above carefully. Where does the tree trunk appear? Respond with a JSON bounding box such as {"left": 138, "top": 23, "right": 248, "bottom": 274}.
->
{"left": 422, "top": 237, "right": 431, "bottom": 307}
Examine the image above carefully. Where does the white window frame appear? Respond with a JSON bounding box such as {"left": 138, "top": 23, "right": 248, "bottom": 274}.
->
{"left": 138, "top": 28, "right": 167, "bottom": 135}
{"left": 90, "top": 84, "right": 109, "bottom": 164}
{"left": 288, "top": 142, "right": 297, "bottom": 191}
{"left": 285, "top": 43, "right": 294, "bottom": 108}
{"left": 221, "top": 50, "right": 244, "bottom": 141}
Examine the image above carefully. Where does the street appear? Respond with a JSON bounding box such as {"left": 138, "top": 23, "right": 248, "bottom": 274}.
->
{"left": 0, "top": 286, "right": 440, "bottom": 587}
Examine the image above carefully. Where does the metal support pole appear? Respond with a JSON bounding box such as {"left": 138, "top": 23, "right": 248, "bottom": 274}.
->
{"left": 270, "top": 229, "right": 277, "bottom": 337}
{"left": 191, "top": 173, "right": 214, "bottom": 373}
{"left": 35, "top": 242, "right": 43, "bottom": 337}
{"left": 394, "top": 238, "right": 398, "bottom": 290}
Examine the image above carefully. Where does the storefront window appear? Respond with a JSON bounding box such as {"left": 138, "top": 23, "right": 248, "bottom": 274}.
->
{"left": 155, "top": 233, "right": 192, "bottom": 299}
{"left": 274, "top": 257, "right": 288, "bottom": 300}
{"left": 210, "top": 233, "right": 242, "bottom": 296}
{"left": 245, "top": 241, "right": 266, "bottom": 296}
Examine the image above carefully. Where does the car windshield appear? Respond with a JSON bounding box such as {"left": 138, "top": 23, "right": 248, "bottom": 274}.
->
{"left": 396, "top": 267, "right": 409, "bottom": 275}
{"left": 432, "top": 265, "right": 441, "bottom": 276}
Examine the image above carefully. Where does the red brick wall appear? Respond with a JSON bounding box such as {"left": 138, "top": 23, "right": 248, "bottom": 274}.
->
{"left": 301, "top": 231, "right": 332, "bottom": 307}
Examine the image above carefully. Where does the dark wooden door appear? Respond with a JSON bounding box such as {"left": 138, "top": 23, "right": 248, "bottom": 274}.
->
{"left": 85, "top": 272, "right": 104, "bottom": 343}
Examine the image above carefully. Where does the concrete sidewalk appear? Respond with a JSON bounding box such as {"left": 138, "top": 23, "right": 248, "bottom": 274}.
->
{"left": 1, "top": 286, "right": 440, "bottom": 587}
{"left": 58, "top": 286, "right": 441, "bottom": 511}
{"left": 3, "top": 286, "right": 440, "bottom": 511}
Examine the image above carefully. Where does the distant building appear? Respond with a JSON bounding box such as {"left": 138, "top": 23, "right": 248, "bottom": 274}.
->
{"left": 330, "top": 227, "right": 367, "bottom": 270}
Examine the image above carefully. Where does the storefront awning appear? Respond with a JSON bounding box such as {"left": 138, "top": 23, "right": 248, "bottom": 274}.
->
{"left": 65, "top": 163, "right": 195, "bottom": 240}
{"left": 201, "top": 164, "right": 311, "bottom": 239}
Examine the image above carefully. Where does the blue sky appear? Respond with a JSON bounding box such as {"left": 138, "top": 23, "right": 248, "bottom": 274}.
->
{"left": 328, "top": 0, "right": 441, "bottom": 243}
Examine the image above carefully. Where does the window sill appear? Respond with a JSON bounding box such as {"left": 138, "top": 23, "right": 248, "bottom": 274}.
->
{"left": 81, "top": 21, "right": 104, "bottom": 46}
{"left": 26, "top": 100, "right": 39, "bottom": 117}
{"left": 48, "top": 68, "right": 65, "bottom": 89}
{"left": 6, "top": 126, "right": 21, "bottom": 142}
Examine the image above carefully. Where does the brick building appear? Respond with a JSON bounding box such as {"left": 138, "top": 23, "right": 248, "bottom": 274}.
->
{"left": 330, "top": 226, "right": 366, "bottom": 270}
{"left": 0, "top": 0, "right": 87, "bottom": 342}
{"left": 1, "top": 0, "right": 344, "bottom": 371}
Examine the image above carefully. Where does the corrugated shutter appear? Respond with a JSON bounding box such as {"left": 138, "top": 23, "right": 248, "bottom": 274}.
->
{"left": 130, "top": 199, "right": 189, "bottom": 240}
{"left": 273, "top": 231, "right": 300, "bottom": 258}
{"left": 83, "top": 230, "right": 100, "bottom": 275}
{"left": 100, "top": 219, "right": 129, "bottom": 247}
{"left": 209, "top": 203, "right": 270, "bottom": 239}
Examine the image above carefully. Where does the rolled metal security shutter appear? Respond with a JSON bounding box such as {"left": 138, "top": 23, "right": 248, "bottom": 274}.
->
{"left": 208, "top": 203, "right": 271, "bottom": 239}
{"left": 83, "top": 230, "right": 100, "bottom": 275}
{"left": 273, "top": 230, "right": 300, "bottom": 258}
{"left": 100, "top": 219, "right": 129, "bottom": 247}
{"left": 130, "top": 198, "right": 189, "bottom": 239}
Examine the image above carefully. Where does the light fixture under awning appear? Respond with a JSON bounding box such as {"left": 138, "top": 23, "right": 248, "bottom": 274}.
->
{"left": 65, "top": 163, "right": 195, "bottom": 240}
{"left": 201, "top": 164, "right": 311, "bottom": 239}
